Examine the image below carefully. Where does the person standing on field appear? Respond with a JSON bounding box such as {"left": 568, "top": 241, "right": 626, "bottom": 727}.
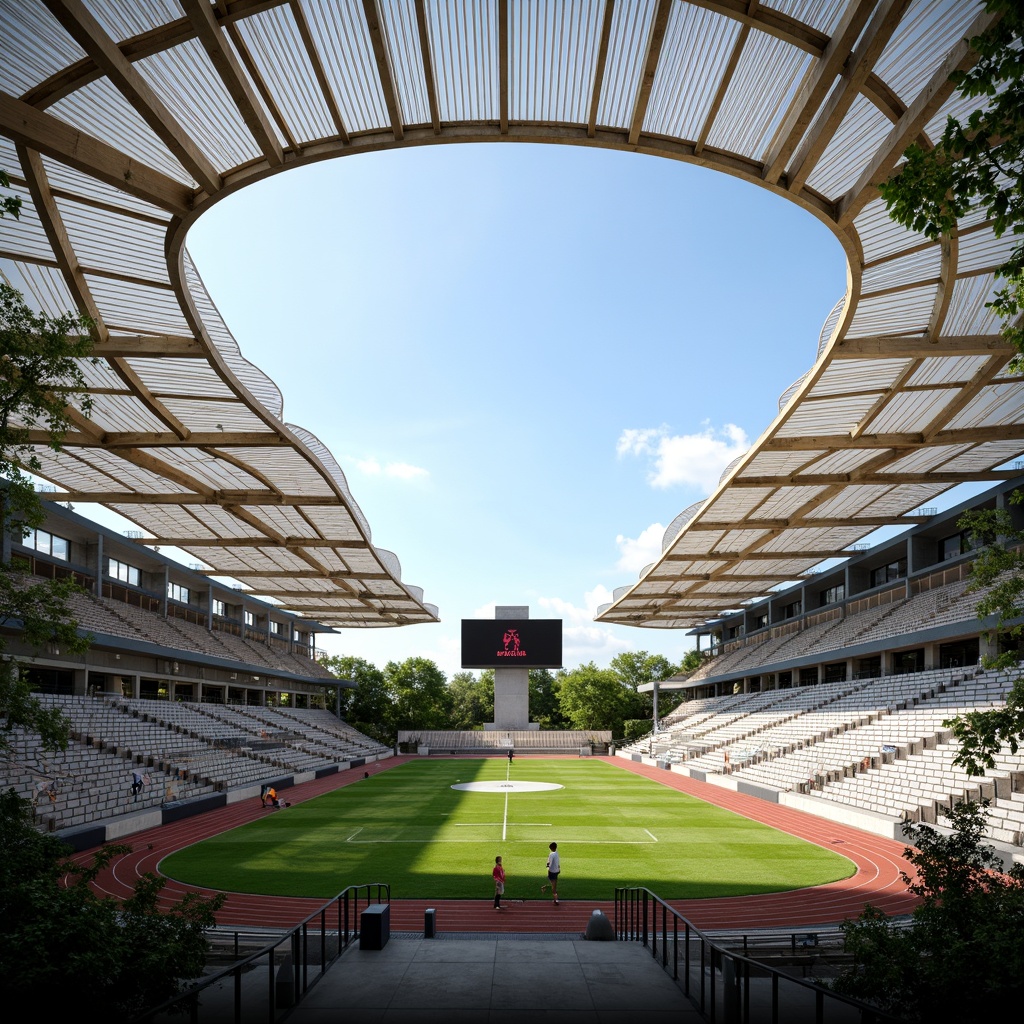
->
{"left": 493, "top": 855, "right": 506, "bottom": 910}
{"left": 541, "top": 841, "right": 560, "bottom": 904}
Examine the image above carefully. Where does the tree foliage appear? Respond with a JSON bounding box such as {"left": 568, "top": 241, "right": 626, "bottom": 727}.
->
{"left": 878, "top": 0, "right": 1024, "bottom": 355}
{"left": 556, "top": 662, "right": 634, "bottom": 735}
{"left": 878, "top": 3, "right": 1024, "bottom": 775}
{"left": 0, "top": 789, "right": 225, "bottom": 1021}
{"left": 0, "top": 244, "right": 95, "bottom": 760}
{"left": 829, "top": 801, "right": 1024, "bottom": 1021}
{"left": 940, "top": 500, "right": 1024, "bottom": 775}
{"left": 385, "top": 656, "right": 452, "bottom": 731}
{"left": 0, "top": 169, "right": 20, "bottom": 220}
{"left": 447, "top": 669, "right": 494, "bottom": 729}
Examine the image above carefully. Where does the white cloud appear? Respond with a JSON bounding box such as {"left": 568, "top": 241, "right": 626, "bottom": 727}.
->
{"left": 537, "top": 593, "right": 632, "bottom": 666}
{"left": 385, "top": 461, "right": 429, "bottom": 480}
{"left": 617, "top": 421, "right": 749, "bottom": 491}
{"left": 614, "top": 522, "right": 665, "bottom": 574}
{"left": 351, "top": 456, "right": 428, "bottom": 480}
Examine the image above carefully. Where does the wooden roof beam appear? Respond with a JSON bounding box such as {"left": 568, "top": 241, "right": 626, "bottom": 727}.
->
{"left": 414, "top": 0, "right": 442, "bottom": 133}
{"left": 362, "top": 0, "right": 405, "bottom": 141}
{"left": 627, "top": 0, "right": 673, "bottom": 146}
{"left": 180, "top": 0, "right": 284, "bottom": 167}
{"left": 586, "top": 0, "right": 615, "bottom": 138}
{"left": 784, "top": 0, "right": 911, "bottom": 196}
{"left": 0, "top": 91, "right": 192, "bottom": 215}
{"left": 43, "top": 0, "right": 222, "bottom": 196}
{"left": 762, "top": 0, "right": 875, "bottom": 185}
{"left": 836, "top": 6, "right": 1000, "bottom": 228}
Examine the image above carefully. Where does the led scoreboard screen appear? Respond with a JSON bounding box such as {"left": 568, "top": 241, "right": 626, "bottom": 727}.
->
{"left": 461, "top": 618, "right": 562, "bottom": 669}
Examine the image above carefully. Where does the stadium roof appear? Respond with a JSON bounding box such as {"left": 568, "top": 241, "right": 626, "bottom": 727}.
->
{"left": 0, "top": 1, "right": 1019, "bottom": 633}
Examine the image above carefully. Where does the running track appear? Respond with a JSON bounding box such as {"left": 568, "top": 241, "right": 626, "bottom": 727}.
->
{"left": 71, "top": 755, "right": 921, "bottom": 934}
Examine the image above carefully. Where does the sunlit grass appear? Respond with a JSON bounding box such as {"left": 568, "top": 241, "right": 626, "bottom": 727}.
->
{"left": 158, "top": 759, "right": 855, "bottom": 901}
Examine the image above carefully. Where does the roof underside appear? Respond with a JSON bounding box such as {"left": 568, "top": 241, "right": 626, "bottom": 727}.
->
{"left": 0, "top": 0, "right": 1017, "bottom": 631}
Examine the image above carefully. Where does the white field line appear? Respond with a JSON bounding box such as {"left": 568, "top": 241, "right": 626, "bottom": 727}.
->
{"left": 644, "top": 829, "right": 658, "bottom": 841}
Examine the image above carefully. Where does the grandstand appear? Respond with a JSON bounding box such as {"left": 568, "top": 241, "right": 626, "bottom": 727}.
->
{"left": 4, "top": 480, "right": 1023, "bottom": 867}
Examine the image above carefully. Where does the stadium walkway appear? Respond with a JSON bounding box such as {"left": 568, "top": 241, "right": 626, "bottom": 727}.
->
{"left": 73, "top": 755, "right": 920, "bottom": 932}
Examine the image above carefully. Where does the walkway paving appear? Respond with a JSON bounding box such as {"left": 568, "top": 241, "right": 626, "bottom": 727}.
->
{"left": 280, "top": 934, "right": 706, "bottom": 1024}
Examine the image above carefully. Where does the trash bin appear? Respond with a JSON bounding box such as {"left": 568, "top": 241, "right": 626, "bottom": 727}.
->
{"left": 360, "top": 903, "right": 390, "bottom": 950}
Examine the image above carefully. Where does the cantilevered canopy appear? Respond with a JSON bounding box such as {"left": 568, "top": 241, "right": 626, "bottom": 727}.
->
{"left": 0, "top": 1, "right": 1017, "bottom": 632}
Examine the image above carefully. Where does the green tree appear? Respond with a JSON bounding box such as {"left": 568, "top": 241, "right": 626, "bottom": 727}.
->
{"left": 318, "top": 654, "right": 392, "bottom": 743}
{"left": 829, "top": 800, "right": 1024, "bottom": 1021}
{"left": 528, "top": 668, "right": 567, "bottom": 728}
{"left": 447, "top": 670, "right": 493, "bottom": 729}
{"left": 1, "top": 265, "right": 94, "bottom": 760}
{"left": 878, "top": 3, "right": 1024, "bottom": 774}
{"left": 942, "top": 501, "right": 1024, "bottom": 774}
{"left": 0, "top": 789, "right": 225, "bottom": 1021}
{"left": 385, "top": 656, "right": 451, "bottom": 731}
{"left": 610, "top": 650, "right": 679, "bottom": 720}
{"left": 679, "top": 647, "right": 707, "bottom": 673}
{"left": 878, "top": 0, "right": 1024, "bottom": 356}
{"left": 556, "top": 662, "right": 632, "bottom": 735}
{"left": 0, "top": 170, "right": 20, "bottom": 220}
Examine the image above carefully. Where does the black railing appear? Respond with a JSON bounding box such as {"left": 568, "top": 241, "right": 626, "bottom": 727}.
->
{"left": 131, "top": 882, "right": 390, "bottom": 1024}
{"left": 614, "top": 886, "right": 909, "bottom": 1024}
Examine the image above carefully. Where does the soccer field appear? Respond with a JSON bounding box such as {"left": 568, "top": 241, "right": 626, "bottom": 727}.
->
{"left": 158, "top": 759, "right": 855, "bottom": 901}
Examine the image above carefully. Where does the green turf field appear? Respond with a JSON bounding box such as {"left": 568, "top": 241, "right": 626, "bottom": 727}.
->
{"left": 158, "top": 759, "right": 855, "bottom": 901}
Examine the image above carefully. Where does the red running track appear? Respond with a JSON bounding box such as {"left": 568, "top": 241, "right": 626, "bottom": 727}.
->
{"left": 70, "top": 755, "right": 920, "bottom": 934}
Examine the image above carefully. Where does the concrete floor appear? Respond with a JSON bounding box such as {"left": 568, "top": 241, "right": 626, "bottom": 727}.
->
{"left": 282, "top": 934, "right": 706, "bottom": 1024}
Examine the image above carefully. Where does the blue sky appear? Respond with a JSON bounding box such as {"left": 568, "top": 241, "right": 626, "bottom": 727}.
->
{"left": 92, "top": 142, "right": 857, "bottom": 677}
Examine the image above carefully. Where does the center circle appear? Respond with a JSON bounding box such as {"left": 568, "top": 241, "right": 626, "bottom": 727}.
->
{"left": 450, "top": 780, "right": 563, "bottom": 792}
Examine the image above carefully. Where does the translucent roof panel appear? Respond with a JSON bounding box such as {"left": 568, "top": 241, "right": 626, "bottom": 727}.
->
{"left": 0, "top": 0, "right": 1013, "bottom": 632}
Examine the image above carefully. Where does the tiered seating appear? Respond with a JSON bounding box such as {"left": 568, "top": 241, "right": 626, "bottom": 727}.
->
{"left": 623, "top": 664, "right": 1024, "bottom": 846}
{"left": 408, "top": 730, "right": 605, "bottom": 752}
{"left": 3, "top": 694, "right": 391, "bottom": 833}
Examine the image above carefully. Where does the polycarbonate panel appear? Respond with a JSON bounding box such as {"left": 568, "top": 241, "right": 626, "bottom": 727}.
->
{"left": 595, "top": 0, "right": 656, "bottom": 128}
{"left": 946, "top": 383, "right": 1024, "bottom": 430}
{"left": 843, "top": 286, "right": 936, "bottom": 337}
{"left": 942, "top": 440, "right": 1024, "bottom": 471}
{"left": 645, "top": 4, "right": 739, "bottom": 141}
{"left": 810, "top": 358, "right": 910, "bottom": 396}
{"left": 762, "top": 0, "right": 846, "bottom": 35}
{"left": 803, "top": 448, "right": 883, "bottom": 476}
{"left": 872, "top": 0, "right": 981, "bottom": 105}
{"left": 853, "top": 196, "right": 934, "bottom": 264}
{"left": 0, "top": 0, "right": 85, "bottom": 95}
{"left": 704, "top": 32, "right": 811, "bottom": 160}
{"left": 509, "top": 0, "right": 603, "bottom": 124}
{"left": 861, "top": 246, "right": 943, "bottom": 295}
{"left": 956, "top": 224, "right": 1018, "bottom": 276}
{"left": 941, "top": 275, "right": 1003, "bottom": 336}
{"left": 753, "top": 486, "right": 829, "bottom": 517}
{"left": 237, "top": 3, "right": 340, "bottom": 143}
{"left": 58, "top": 199, "right": 169, "bottom": 280}
{"left": 775, "top": 393, "right": 881, "bottom": 436}
{"left": 84, "top": 275, "right": 191, "bottom": 333}
{"left": 884, "top": 444, "right": 974, "bottom": 474}
{"left": 379, "top": 0, "right": 431, "bottom": 126}
{"left": 1, "top": 0, "right": 1014, "bottom": 632}
{"left": 866, "top": 389, "right": 958, "bottom": 435}
{"left": 426, "top": 0, "right": 500, "bottom": 122}
{"left": 50, "top": 80, "right": 194, "bottom": 184}
{"left": 805, "top": 94, "right": 894, "bottom": 198}
{"left": 907, "top": 356, "right": 990, "bottom": 388}
{"left": 137, "top": 39, "right": 265, "bottom": 170}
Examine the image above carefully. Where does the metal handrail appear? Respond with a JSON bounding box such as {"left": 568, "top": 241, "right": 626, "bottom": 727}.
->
{"left": 131, "top": 882, "right": 390, "bottom": 1024}
{"left": 614, "top": 886, "right": 910, "bottom": 1024}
